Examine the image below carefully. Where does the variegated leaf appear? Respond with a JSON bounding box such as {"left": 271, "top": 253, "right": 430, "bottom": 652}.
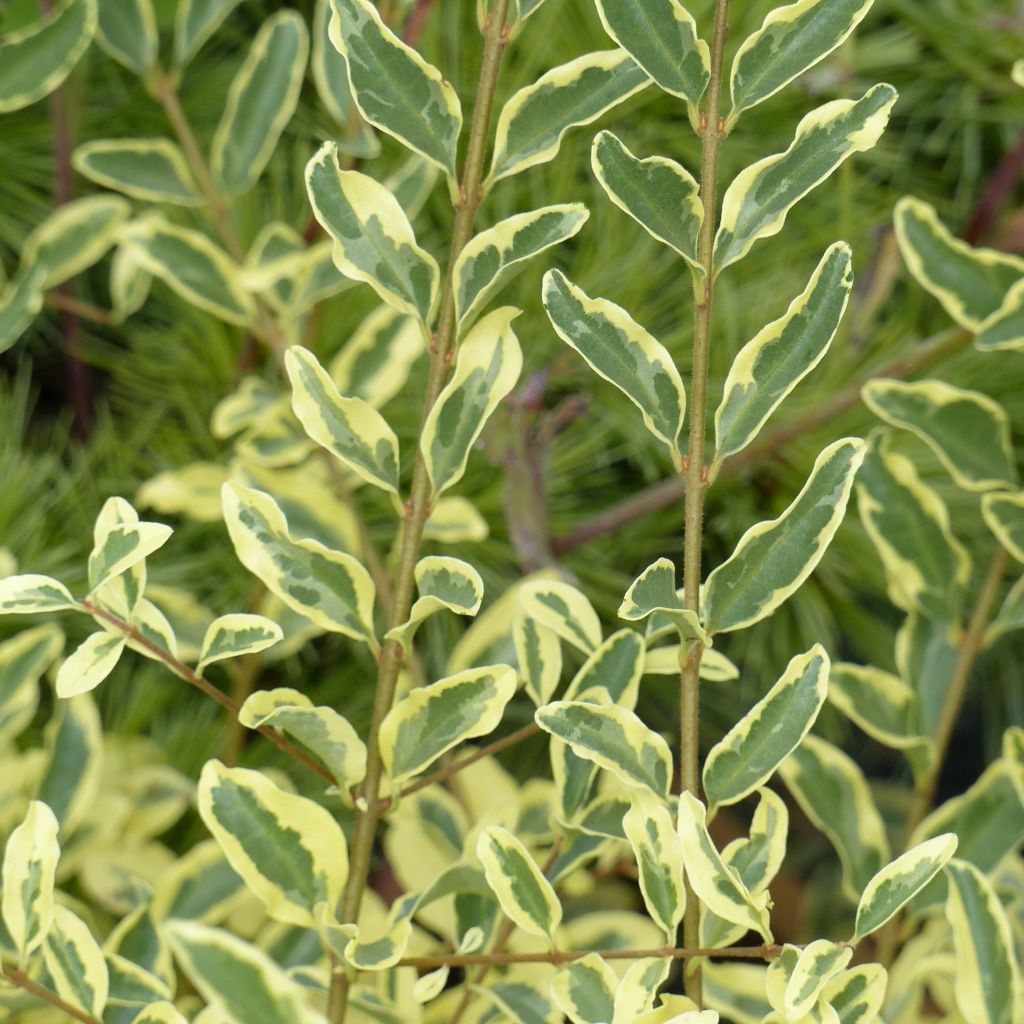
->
{"left": 312, "top": 0, "right": 378, "bottom": 155}
{"left": 126, "top": 1002, "right": 188, "bottom": 1024}
{"left": 489, "top": 49, "right": 651, "bottom": 183}
{"left": 22, "top": 195, "right": 129, "bottom": 289}
{"left": 515, "top": 614, "right": 562, "bottom": 707}
{"left": 36, "top": 693, "right": 103, "bottom": 836}
{"left": 944, "top": 858, "right": 1019, "bottom": 1024}
{"left": 88, "top": 495, "right": 172, "bottom": 593}
{"left": 105, "top": 952, "right": 170, "bottom": 1006}
{"left": 121, "top": 216, "right": 255, "bottom": 325}
{"left": 703, "top": 645, "right": 829, "bottom": 808}
{"left": 778, "top": 734, "right": 889, "bottom": 900}
{"left": 477, "top": 826, "right": 561, "bottom": 938}
{"left": 701, "top": 788, "right": 789, "bottom": 949}
{"left": 73, "top": 139, "right": 201, "bottom": 206}
{"left": 0, "top": 573, "right": 77, "bottom": 614}
{"left": 2, "top": 800, "right": 60, "bottom": 962}
{"left": 976, "top": 277, "right": 1024, "bottom": 352}
{"left": 285, "top": 345, "right": 401, "bottom": 495}
{"left": 96, "top": 0, "right": 156, "bottom": 76}
{"left": 785, "top": 940, "right": 852, "bottom": 1018}
{"left": 198, "top": 760, "right": 348, "bottom": 927}
{"left": 55, "top": 630, "right": 126, "bottom": 698}
{"left": 729, "top": 0, "right": 874, "bottom": 120}
{"left": 212, "top": 11, "right": 309, "bottom": 195}
{"left": 328, "top": 0, "right": 462, "bottom": 177}
{"left": 43, "top": 905, "right": 108, "bottom": 1017}
{"left": 862, "top": 378, "right": 1016, "bottom": 492}
{"left": 821, "top": 965, "right": 887, "bottom": 1024}
{"left": 455, "top": 204, "right": 589, "bottom": 328}
{"left": 421, "top": 306, "right": 523, "bottom": 495}
{"left": 829, "top": 662, "right": 927, "bottom": 754}
{"left": 222, "top": 482, "right": 376, "bottom": 644}
{"left": 305, "top": 142, "right": 439, "bottom": 321}
{"left": 623, "top": 789, "right": 685, "bottom": 938}
{"left": 612, "top": 958, "right": 672, "bottom": 1023}
{"left": 0, "top": 0, "right": 96, "bottom": 113}
{"left": 894, "top": 196, "right": 1024, "bottom": 330}
{"left": 551, "top": 952, "right": 617, "bottom": 1024}
{"left": 380, "top": 665, "right": 517, "bottom": 783}
{"left": 591, "top": 130, "right": 702, "bottom": 272}
{"left": 715, "top": 85, "right": 896, "bottom": 271}
{"left": 543, "top": 270, "right": 686, "bottom": 462}
{"left": 174, "top": 0, "right": 239, "bottom": 66}
{"left": 981, "top": 491, "right": 1024, "bottom": 562}
{"left": 714, "top": 243, "right": 853, "bottom": 463}
{"left": 851, "top": 833, "right": 957, "bottom": 942}
{"left": 164, "top": 920, "right": 312, "bottom": 1024}
{"left": 619, "top": 558, "right": 703, "bottom": 641}
{"left": 329, "top": 305, "right": 424, "bottom": 409}
{"left": 0, "top": 265, "right": 47, "bottom": 355}
{"left": 703, "top": 438, "right": 865, "bottom": 634}
{"left": 239, "top": 688, "right": 366, "bottom": 788}
{"left": 857, "top": 430, "right": 971, "bottom": 619}
{"left": 0, "top": 624, "right": 62, "bottom": 743}
{"left": 537, "top": 700, "right": 672, "bottom": 797}
{"left": 386, "top": 556, "right": 484, "bottom": 648}
{"left": 677, "top": 791, "right": 773, "bottom": 940}
{"left": 197, "top": 614, "right": 282, "bottom": 670}
{"left": 594, "top": 0, "right": 709, "bottom": 105}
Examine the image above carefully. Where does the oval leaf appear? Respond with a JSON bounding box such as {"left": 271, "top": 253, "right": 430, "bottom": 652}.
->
{"left": 385, "top": 556, "right": 484, "bottom": 649}
{"left": 729, "top": 0, "right": 874, "bottom": 119}
{"left": 306, "top": 142, "right": 439, "bottom": 320}
{"left": 2, "top": 801, "right": 60, "bottom": 962}
{"left": 0, "top": 573, "right": 76, "bottom": 614}
{"left": 43, "top": 905, "right": 108, "bottom": 1017}
{"left": 221, "top": 482, "right": 376, "bottom": 644}
{"left": 536, "top": 700, "right": 672, "bottom": 797}
{"left": 518, "top": 579, "right": 602, "bottom": 655}
{"left": 715, "top": 85, "right": 896, "bottom": 271}
{"left": 421, "top": 306, "right": 523, "bottom": 495}
{"left": 714, "top": 242, "right": 853, "bottom": 462}
{"left": 703, "top": 438, "right": 866, "bottom": 634}
{"left": 328, "top": 0, "right": 462, "bottom": 177}
{"left": 489, "top": 49, "right": 650, "bottom": 184}
{"left": 591, "top": 130, "right": 703, "bottom": 272}
{"left": 379, "top": 665, "right": 517, "bottom": 784}
{"left": 594, "top": 0, "right": 709, "bottom": 105}
{"left": 477, "top": 826, "right": 561, "bottom": 939}
{"left": 623, "top": 789, "right": 686, "bottom": 939}
{"left": 543, "top": 269, "right": 686, "bottom": 461}
{"left": 982, "top": 491, "right": 1024, "bottom": 562}
{"left": 198, "top": 760, "right": 348, "bottom": 927}
{"left": 862, "top": 378, "right": 1016, "bottom": 492}
{"left": 454, "top": 204, "right": 589, "bottom": 329}
{"left": 198, "top": 613, "right": 282, "bottom": 670}
{"left": 703, "top": 644, "right": 829, "bottom": 808}
{"left": 74, "top": 139, "right": 201, "bottom": 206}
{"left": 285, "top": 345, "right": 401, "bottom": 495}
{"left": 55, "top": 631, "right": 126, "bottom": 699}
{"left": 96, "top": 0, "right": 156, "bottom": 75}
{"left": 851, "top": 833, "right": 957, "bottom": 942}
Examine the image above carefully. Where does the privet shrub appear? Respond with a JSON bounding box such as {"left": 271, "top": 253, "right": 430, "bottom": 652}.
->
{"left": 0, "top": 0, "right": 1022, "bottom": 1023}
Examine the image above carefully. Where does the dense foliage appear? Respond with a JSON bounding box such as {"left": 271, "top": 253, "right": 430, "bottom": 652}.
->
{"left": 0, "top": 0, "right": 1023, "bottom": 1022}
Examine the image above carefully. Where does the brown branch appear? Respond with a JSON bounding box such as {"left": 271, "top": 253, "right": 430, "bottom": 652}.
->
{"left": 965, "top": 130, "right": 1024, "bottom": 245}
{"left": 400, "top": 942, "right": 783, "bottom": 971}
{"left": 3, "top": 965, "right": 104, "bottom": 1024}
{"left": 80, "top": 600, "right": 333, "bottom": 784}
{"left": 44, "top": 293, "right": 118, "bottom": 327}
{"left": 553, "top": 326, "right": 972, "bottom": 554}
{"left": 394, "top": 722, "right": 540, "bottom": 802}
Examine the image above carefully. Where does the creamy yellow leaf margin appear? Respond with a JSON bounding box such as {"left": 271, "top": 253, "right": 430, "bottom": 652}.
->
{"left": 851, "top": 832, "right": 957, "bottom": 942}
{"left": 385, "top": 555, "right": 484, "bottom": 649}
{"left": 421, "top": 306, "right": 523, "bottom": 495}
{"left": 514, "top": 613, "right": 562, "bottom": 707}
{"left": 285, "top": 345, "right": 401, "bottom": 496}
{"left": 519, "top": 580, "right": 602, "bottom": 654}
{"left": 1, "top": 800, "right": 60, "bottom": 962}
{"left": 981, "top": 491, "right": 1024, "bottom": 562}
{"left": 197, "top": 613, "right": 282, "bottom": 671}
{"left": 73, "top": 139, "right": 201, "bottom": 206}
{"left": 379, "top": 665, "right": 517, "bottom": 784}
{"left": 477, "top": 825, "right": 562, "bottom": 938}
{"left": 197, "top": 760, "right": 348, "bottom": 928}
{"left": 43, "top": 905, "right": 108, "bottom": 1018}
{"left": 677, "top": 792, "right": 773, "bottom": 941}
{"left": 55, "top": 631, "right": 126, "bottom": 699}
{"left": 623, "top": 789, "right": 685, "bottom": 939}
{"left": 784, "top": 939, "right": 852, "bottom": 1018}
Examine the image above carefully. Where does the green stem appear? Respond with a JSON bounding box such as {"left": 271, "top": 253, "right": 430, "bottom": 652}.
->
{"left": 679, "top": 0, "right": 730, "bottom": 1005}
{"left": 326, "top": 5, "right": 512, "bottom": 1020}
